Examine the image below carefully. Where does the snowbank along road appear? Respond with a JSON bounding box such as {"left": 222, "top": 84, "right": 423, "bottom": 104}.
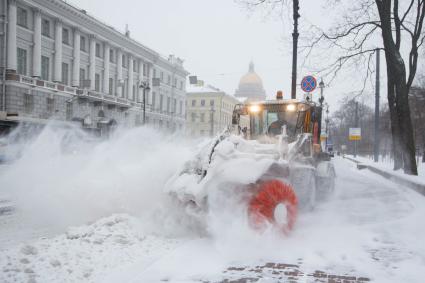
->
{"left": 0, "top": 126, "right": 424, "bottom": 283}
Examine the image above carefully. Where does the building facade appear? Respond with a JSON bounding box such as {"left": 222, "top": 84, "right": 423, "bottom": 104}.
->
{"left": 234, "top": 61, "right": 266, "bottom": 101}
{"left": 0, "top": 0, "right": 188, "bottom": 134}
{"left": 186, "top": 83, "right": 242, "bottom": 137}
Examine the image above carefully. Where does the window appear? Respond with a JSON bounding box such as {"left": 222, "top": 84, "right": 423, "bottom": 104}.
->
{"left": 153, "top": 68, "right": 156, "bottom": 78}
{"left": 62, "top": 62, "right": 69, "bottom": 85}
{"left": 179, "top": 81, "right": 183, "bottom": 90}
{"left": 167, "top": 75, "right": 171, "bottom": 85}
{"left": 62, "top": 28, "right": 69, "bottom": 45}
{"left": 123, "top": 80, "right": 127, "bottom": 98}
{"left": 17, "top": 7, "right": 27, "bottom": 27}
{"left": 200, "top": 113, "right": 205, "bottom": 122}
{"left": 132, "top": 85, "right": 136, "bottom": 100}
{"left": 133, "top": 61, "right": 137, "bottom": 72}
{"left": 173, "top": 98, "right": 177, "bottom": 113}
{"left": 122, "top": 55, "right": 126, "bottom": 67}
{"left": 109, "top": 78, "right": 113, "bottom": 95}
{"left": 152, "top": 92, "right": 156, "bottom": 108}
{"left": 160, "top": 95, "right": 164, "bottom": 110}
{"left": 160, "top": 72, "right": 164, "bottom": 82}
{"left": 173, "top": 78, "right": 177, "bottom": 87}
{"left": 24, "top": 93, "right": 34, "bottom": 114}
{"left": 167, "top": 97, "right": 170, "bottom": 112}
{"left": 191, "top": 112, "right": 196, "bottom": 122}
{"left": 95, "top": 73, "right": 100, "bottom": 91}
{"left": 42, "top": 19, "right": 50, "bottom": 37}
{"left": 95, "top": 43, "right": 101, "bottom": 58}
{"left": 143, "top": 64, "right": 147, "bottom": 76}
{"left": 201, "top": 99, "right": 205, "bottom": 107}
{"left": 66, "top": 102, "right": 73, "bottom": 120}
{"left": 191, "top": 100, "right": 196, "bottom": 107}
{"left": 179, "top": 101, "right": 183, "bottom": 114}
{"left": 79, "top": 68, "right": 85, "bottom": 87}
{"left": 41, "top": 56, "right": 49, "bottom": 81}
{"left": 80, "top": 36, "right": 86, "bottom": 51}
{"left": 17, "top": 48, "right": 27, "bottom": 75}
{"left": 109, "top": 49, "right": 114, "bottom": 62}
{"left": 210, "top": 100, "right": 215, "bottom": 106}
{"left": 46, "top": 97, "right": 54, "bottom": 114}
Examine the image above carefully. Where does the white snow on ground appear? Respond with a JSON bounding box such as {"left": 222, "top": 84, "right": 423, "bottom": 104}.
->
{"left": 1, "top": 214, "right": 182, "bottom": 283}
{"left": 1, "top": 125, "right": 425, "bottom": 282}
{"left": 105, "top": 157, "right": 425, "bottom": 283}
{"left": 353, "top": 155, "right": 425, "bottom": 180}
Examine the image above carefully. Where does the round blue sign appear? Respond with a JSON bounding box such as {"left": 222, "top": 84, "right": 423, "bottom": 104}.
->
{"left": 301, "top": 76, "right": 317, "bottom": 93}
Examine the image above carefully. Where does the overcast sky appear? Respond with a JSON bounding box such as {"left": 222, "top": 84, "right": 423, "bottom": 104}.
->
{"left": 68, "top": 0, "right": 391, "bottom": 111}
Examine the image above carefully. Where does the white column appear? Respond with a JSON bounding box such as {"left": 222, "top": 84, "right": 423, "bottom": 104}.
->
{"left": 128, "top": 56, "right": 133, "bottom": 100}
{"left": 89, "top": 35, "right": 96, "bottom": 90}
{"left": 103, "top": 43, "right": 110, "bottom": 94}
{"left": 116, "top": 49, "right": 123, "bottom": 97}
{"left": 72, "top": 28, "right": 80, "bottom": 87}
{"left": 7, "top": 0, "right": 17, "bottom": 71}
{"left": 138, "top": 59, "right": 143, "bottom": 103}
{"left": 53, "top": 19, "right": 62, "bottom": 82}
{"left": 32, "top": 8, "right": 41, "bottom": 77}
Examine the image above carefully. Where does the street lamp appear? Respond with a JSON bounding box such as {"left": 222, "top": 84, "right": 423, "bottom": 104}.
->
{"left": 139, "top": 81, "right": 150, "bottom": 125}
{"left": 319, "top": 78, "right": 325, "bottom": 106}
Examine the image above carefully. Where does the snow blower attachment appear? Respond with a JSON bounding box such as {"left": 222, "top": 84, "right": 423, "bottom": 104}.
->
{"left": 248, "top": 179, "right": 298, "bottom": 234}
{"left": 165, "top": 97, "right": 335, "bottom": 234}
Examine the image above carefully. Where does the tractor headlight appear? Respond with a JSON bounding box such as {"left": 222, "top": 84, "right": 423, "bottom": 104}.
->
{"left": 248, "top": 105, "right": 261, "bottom": 113}
{"left": 286, "top": 104, "right": 296, "bottom": 111}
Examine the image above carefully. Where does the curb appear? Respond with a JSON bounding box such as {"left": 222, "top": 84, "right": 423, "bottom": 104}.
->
{"left": 343, "top": 156, "right": 425, "bottom": 196}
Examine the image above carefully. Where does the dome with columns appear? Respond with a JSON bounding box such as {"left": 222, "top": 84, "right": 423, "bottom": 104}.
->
{"left": 235, "top": 61, "right": 266, "bottom": 101}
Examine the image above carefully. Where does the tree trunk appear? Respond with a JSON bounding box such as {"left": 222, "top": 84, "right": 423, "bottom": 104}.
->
{"left": 375, "top": 0, "right": 418, "bottom": 175}
{"left": 394, "top": 72, "right": 418, "bottom": 175}
{"left": 386, "top": 73, "right": 403, "bottom": 170}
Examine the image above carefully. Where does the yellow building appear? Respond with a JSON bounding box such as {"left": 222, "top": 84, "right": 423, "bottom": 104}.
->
{"left": 186, "top": 82, "right": 243, "bottom": 137}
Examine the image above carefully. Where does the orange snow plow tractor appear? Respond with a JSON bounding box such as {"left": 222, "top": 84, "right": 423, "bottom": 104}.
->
{"left": 165, "top": 92, "right": 335, "bottom": 234}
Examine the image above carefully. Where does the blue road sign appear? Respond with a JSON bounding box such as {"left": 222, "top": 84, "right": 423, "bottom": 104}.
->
{"left": 301, "top": 76, "right": 317, "bottom": 93}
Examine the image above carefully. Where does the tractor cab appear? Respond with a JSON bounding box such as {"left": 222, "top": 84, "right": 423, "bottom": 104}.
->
{"left": 232, "top": 98, "right": 322, "bottom": 144}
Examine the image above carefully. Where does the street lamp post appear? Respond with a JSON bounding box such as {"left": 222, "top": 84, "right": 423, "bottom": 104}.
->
{"left": 139, "top": 81, "right": 150, "bottom": 125}
{"left": 318, "top": 79, "right": 325, "bottom": 149}
{"left": 291, "top": 0, "right": 300, "bottom": 99}
{"left": 325, "top": 104, "right": 329, "bottom": 150}
{"left": 319, "top": 79, "right": 325, "bottom": 106}
{"left": 209, "top": 106, "right": 215, "bottom": 137}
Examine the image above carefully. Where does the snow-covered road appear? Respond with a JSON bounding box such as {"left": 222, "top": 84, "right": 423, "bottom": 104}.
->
{"left": 1, "top": 156, "right": 424, "bottom": 283}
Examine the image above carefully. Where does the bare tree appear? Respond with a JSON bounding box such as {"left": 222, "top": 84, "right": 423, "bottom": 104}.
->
{"left": 241, "top": 0, "right": 425, "bottom": 175}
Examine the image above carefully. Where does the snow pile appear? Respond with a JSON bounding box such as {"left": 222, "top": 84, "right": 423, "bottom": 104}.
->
{"left": 0, "top": 214, "right": 181, "bottom": 283}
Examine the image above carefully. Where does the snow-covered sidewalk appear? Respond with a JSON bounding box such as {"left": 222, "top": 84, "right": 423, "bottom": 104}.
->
{"left": 344, "top": 155, "right": 425, "bottom": 196}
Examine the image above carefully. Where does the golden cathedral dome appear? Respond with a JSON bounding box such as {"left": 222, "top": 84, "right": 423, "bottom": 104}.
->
{"left": 238, "top": 62, "right": 264, "bottom": 86}
{"left": 235, "top": 61, "right": 266, "bottom": 101}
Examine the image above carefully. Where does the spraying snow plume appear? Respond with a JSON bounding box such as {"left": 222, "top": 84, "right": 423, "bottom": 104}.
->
{"left": 0, "top": 123, "right": 195, "bottom": 233}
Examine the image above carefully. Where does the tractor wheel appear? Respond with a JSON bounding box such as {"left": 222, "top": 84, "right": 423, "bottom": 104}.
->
{"left": 248, "top": 179, "right": 298, "bottom": 234}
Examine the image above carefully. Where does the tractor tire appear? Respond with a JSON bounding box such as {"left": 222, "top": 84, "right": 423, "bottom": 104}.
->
{"left": 248, "top": 179, "right": 298, "bottom": 234}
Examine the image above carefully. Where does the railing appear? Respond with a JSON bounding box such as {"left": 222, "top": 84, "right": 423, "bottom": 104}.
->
{"left": 5, "top": 73, "right": 169, "bottom": 110}
{"left": 7, "top": 74, "right": 79, "bottom": 95}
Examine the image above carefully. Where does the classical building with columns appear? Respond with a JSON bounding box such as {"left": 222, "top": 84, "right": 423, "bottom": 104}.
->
{"left": 0, "top": 0, "right": 188, "bottom": 134}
